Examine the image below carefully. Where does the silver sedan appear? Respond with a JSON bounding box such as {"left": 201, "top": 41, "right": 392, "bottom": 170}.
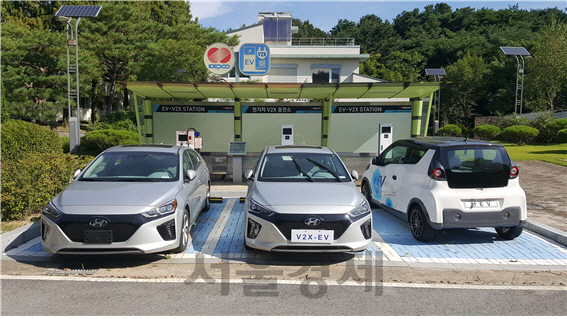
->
{"left": 244, "top": 145, "right": 372, "bottom": 253}
{"left": 41, "top": 145, "right": 210, "bottom": 254}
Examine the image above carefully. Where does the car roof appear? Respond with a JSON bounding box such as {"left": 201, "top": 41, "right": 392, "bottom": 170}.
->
{"left": 265, "top": 145, "right": 334, "bottom": 154}
{"left": 104, "top": 144, "right": 186, "bottom": 154}
{"left": 406, "top": 137, "right": 505, "bottom": 149}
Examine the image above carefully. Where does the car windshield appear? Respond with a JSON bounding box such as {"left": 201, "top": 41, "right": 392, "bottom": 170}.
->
{"left": 257, "top": 152, "right": 350, "bottom": 182}
{"left": 80, "top": 151, "right": 179, "bottom": 182}
{"left": 440, "top": 147, "right": 511, "bottom": 188}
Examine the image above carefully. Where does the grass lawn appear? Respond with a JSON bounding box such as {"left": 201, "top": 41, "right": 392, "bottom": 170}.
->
{"left": 497, "top": 142, "right": 567, "bottom": 167}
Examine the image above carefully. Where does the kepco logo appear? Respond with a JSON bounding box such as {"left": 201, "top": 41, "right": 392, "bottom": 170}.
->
{"left": 204, "top": 43, "right": 234, "bottom": 75}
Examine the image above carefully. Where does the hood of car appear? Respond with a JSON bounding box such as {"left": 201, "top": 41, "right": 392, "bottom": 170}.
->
{"left": 52, "top": 181, "right": 182, "bottom": 215}
{"left": 250, "top": 181, "right": 364, "bottom": 214}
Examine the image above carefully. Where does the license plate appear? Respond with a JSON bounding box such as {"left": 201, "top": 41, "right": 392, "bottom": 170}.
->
{"left": 291, "top": 229, "right": 333, "bottom": 243}
{"left": 463, "top": 200, "right": 499, "bottom": 209}
{"left": 84, "top": 230, "right": 112, "bottom": 244}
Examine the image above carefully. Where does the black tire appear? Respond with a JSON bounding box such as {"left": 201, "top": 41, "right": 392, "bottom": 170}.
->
{"left": 409, "top": 205, "right": 436, "bottom": 242}
{"left": 202, "top": 184, "right": 210, "bottom": 212}
{"left": 495, "top": 226, "right": 523, "bottom": 240}
{"left": 172, "top": 210, "right": 190, "bottom": 253}
{"left": 361, "top": 181, "right": 373, "bottom": 204}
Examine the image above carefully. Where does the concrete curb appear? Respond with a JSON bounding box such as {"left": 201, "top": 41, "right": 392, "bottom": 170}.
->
{"left": 1, "top": 220, "right": 41, "bottom": 254}
{"left": 525, "top": 219, "right": 567, "bottom": 247}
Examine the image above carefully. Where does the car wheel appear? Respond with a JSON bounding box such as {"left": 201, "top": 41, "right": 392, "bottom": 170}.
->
{"left": 172, "top": 209, "right": 190, "bottom": 253}
{"left": 409, "top": 205, "right": 436, "bottom": 242}
{"left": 495, "top": 226, "right": 523, "bottom": 240}
{"left": 202, "top": 184, "right": 210, "bottom": 212}
{"left": 361, "top": 181, "right": 374, "bottom": 206}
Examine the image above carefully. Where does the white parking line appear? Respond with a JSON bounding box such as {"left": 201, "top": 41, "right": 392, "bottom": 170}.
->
{"left": 372, "top": 230, "right": 402, "bottom": 261}
{"left": 2, "top": 275, "right": 565, "bottom": 291}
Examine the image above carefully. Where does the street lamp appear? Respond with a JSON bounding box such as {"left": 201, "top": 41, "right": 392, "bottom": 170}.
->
{"left": 55, "top": 5, "right": 101, "bottom": 154}
{"left": 500, "top": 46, "right": 531, "bottom": 115}
{"left": 425, "top": 68, "right": 446, "bottom": 135}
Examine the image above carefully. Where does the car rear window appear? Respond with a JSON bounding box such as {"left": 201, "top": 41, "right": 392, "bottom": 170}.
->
{"left": 439, "top": 147, "right": 511, "bottom": 188}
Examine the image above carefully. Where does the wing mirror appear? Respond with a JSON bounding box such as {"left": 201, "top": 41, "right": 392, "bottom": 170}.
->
{"left": 73, "top": 169, "right": 81, "bottom": 179}
{"left": 245, "top": 169, "right": 254, "bottom": 181}
{"left": 351, "top": 170, "right": 359, "bottom": 181}
{"left": 371, "top": 157, "right": 379, "bottom": 166}
{"left": 186, "top": 170, "right": 197, "bottom": 181}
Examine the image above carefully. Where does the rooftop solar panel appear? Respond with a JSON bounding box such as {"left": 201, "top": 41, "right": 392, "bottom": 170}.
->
{"left": 500, "top": 46, "right": 531, "bottom": 56}
{"left": 425, "top": 69, "right": 447, "bottom": 76}
{"left": 55, "top": 5, "right": 102, "bottom": 18}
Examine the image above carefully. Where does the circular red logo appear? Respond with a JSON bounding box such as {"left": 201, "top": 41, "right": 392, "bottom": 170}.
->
{"left": 207, "top": 47, "right": 232, "bottom": 63}
{"left": 203, "top": 43, "right": 234, "bottom": 75}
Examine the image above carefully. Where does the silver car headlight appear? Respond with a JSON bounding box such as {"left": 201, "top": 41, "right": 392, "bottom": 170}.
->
{"left": 142, "top": 199, "right": 178, "bottom": 218}
{"left": 43, "top": 201, "right": 63, "bottom": 219}
{"left": 348, "top": 200, "right": 371, "bottom": 217}
{"left": 249, "top": 199, "right": 276, "bottom": 216}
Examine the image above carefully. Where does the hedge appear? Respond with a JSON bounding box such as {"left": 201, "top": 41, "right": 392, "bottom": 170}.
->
{"left": 500, "top": 125, "right": 539, "bottom": 146}
{"left": 437, "top": 124, "right": 462, "bottom": 137}
{"left": 83, "top": 129, "right": 139, "bottom": 151}
{"left": 473, "top": 124, "right": 500, "bottom": 141}
{"left": 556, "top": 129, "right": 567, "bottom": 143}
{"left": 1, "top": 153, "right": 93, "bottom": 221}
{"left": 1, "top": 120, "right": 62, "bottom": 163}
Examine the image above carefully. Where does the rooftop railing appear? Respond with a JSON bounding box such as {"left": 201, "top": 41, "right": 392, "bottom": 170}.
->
{"left": 291, "top": 38, "right": 356, "bottom": 46}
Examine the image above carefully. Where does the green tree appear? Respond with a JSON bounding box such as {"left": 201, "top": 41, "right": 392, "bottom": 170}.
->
{"left": 526, "top": 20, "right": 567, "bottom": 111}
{"left": 442, "top": 53, "right": 489, "bottom": 128}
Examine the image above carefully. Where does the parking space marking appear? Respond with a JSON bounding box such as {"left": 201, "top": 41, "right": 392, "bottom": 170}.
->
{"left": 372, "top": 208, "right": 567, "bottom": 265}
{"left": 4, "top": 200, "right": 567, "bottom": 268}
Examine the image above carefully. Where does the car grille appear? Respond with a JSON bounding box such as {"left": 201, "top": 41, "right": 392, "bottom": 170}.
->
{"left": 53, "top": 214, "right": 146, "bottom": 243}
{"left": 249, "top": 211, "right": 363, "bottom": 240}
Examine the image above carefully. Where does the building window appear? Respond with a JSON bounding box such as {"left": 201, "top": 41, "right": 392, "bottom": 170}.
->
{"left": 268, "top": 68, "right": 297, "bottom": 83}
{"left": 312, "top": 68, "right": 340, "bottom": 84}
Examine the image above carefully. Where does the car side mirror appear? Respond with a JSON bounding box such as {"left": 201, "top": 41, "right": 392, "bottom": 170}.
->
{"left": 245, "top": 169, "right": 254, "bottom": 181}
{"left": 186, "top": 170, "right": 197, "bottom": 181}
{"left": 371, "top": 157, "right": 379, "bottom": 166}
{"left": 351, "top": 170, "right": 359, "bottom": 181}
{"left": 73, "top": 169, "right": 81, "bottom": 179}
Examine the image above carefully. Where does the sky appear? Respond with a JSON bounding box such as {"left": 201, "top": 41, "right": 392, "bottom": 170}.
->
{"left": 190, "top": 0, "right": 567, "bottom": 32}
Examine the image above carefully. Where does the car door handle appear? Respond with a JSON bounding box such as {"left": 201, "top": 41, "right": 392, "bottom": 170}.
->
{"left": 392, "top": 175, "right": 397, "bottom": 180}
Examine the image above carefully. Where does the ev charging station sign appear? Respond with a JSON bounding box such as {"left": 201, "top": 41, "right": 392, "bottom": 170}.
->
{"left": 204, "top": 43, "right": 234, "bottom": 75}
{"left": 239, "top": 43, "right": 270, "bottom": 76}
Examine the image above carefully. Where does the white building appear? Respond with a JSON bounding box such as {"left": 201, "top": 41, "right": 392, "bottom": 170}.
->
{"left": 225, "top": 12, "right": 376, "bottom": 85}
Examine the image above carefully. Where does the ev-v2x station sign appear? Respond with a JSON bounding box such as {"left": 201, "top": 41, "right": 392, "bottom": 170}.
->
{"left": 204, "top": 43, "right": 270, "bottom": 76}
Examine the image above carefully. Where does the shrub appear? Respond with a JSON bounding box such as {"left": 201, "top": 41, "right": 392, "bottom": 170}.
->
{"left": 555, "top": 129, "right": 567, "bottom": 143}
{"left": 437, "top": 124, "right": 462, "bottom": 137}
{"left": 530, "top": 112, "right": 557, "bottom": 143}
{"left": 500, "top": 125, "right": 539, "bottom": 146}
{"left": 1, "top": 120, "right": 62, "bottom": 162}
{"left": 499, "top": 115, "right": 530, "bottom": 130}
{"left": 547, "top": 118, "right": 567, "bottom": 132}
{"left": 87, "top": 108, "right": 137, "bottom": 132}
{"left": 84, "top": 129, "right": 139, "bottom": 151}
{"left": 1, "top": 153, "right": 93, "bottom": 221}
{"left": 473, "top": 124, "right": 501, "bottom": 141}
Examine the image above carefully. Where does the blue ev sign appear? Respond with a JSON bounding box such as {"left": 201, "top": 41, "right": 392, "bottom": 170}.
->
{"left": 239, "top": 43, "right": 270, "bottom": 76}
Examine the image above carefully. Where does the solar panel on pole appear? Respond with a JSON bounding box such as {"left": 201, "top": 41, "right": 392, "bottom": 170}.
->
{"left": 500, "top": 47, "right": 531, "bottom": 56}
{"left": 425, "top": 69, "right": 447, "bottom": 76}
{"left": 55, "top": 5, "right": 102, "bottom": 18}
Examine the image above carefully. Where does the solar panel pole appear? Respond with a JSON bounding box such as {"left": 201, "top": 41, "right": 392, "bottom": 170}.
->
{"left": 500, "top": 47, "right": 530, "bottom": 115}
{"left": 61, "top": 16, "right": 82, "bottom": 154}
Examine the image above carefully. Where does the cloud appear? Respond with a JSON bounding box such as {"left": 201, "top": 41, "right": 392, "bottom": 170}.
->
{"left": 190, "top": 1, "right": 234, "bottom": 20}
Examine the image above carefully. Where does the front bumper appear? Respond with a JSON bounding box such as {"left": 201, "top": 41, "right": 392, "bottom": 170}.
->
{"left": 41, "top": 214, "right": 180, "bottom": 255}
{"left": 244, "top": 212, "right": 372, "bottom": 253}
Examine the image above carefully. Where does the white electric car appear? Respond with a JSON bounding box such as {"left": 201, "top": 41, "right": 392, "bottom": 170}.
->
{"left": 361, "top": 137, "right": 526, "bottom": 242}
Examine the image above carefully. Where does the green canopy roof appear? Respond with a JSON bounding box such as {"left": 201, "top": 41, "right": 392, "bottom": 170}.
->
{"left": 119, "top": 81, "right": 440, "bottom": 100}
